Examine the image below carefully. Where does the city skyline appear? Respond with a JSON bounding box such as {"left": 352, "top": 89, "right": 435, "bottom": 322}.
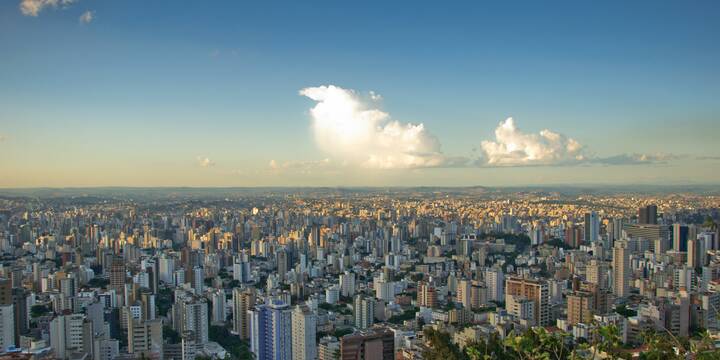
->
{"left": 2, "top": 0, "right": 719, "bottom": 187}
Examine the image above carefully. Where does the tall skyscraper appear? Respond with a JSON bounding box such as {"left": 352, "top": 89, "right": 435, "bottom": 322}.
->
{"left": 638, "top": 205, "right": 658, "bottom": 225}
{"left": 613, "top": 240, "right": 630, "bottom": 298}
{"left": 12, "top": 288, "right": 29, "bottom": 346}
{"left": 291, "top": 304, "right": 317, "bottom": 360}
{"left": 211, "top": 289, "right": 226, "bottom": 324}
{"left": 673, "top": 224, "right": 689, "bottom": 252}
{"left": 354, "top": 295, "right": 375, "bottom": 330}
{"left": 250, "top": 300, "right": 293, "bottom": 360}
{"left": 485, "top": 268, "right": 505, "bottom": 303}
{"left": 505, "top": 277, "right": 550, "bottom": 326}
{"left": 339, "top": 271, "right": 356, "bottom": 298}
{"left": 567, "top": 291, "right": 594, "bottom": 325}
{"left": 611, "top": 218, "right": 625, "bottom": 242}
{"left": 584, "top": 212, "right": 600, "bottom": 243}
{"left": 50, "top": 313, "right": 94, "bottom": 359}
{"left": 158, "top": 254, "right": 175, "bottom": 284}
{"left": 277, "top": 248, "right": 290, "bottom": 281}
{"left": 622, "top": 223, "right": 671, "bottom": 252}
{"left": 127, "top": 317, "right": 163, "bottom": 358}
{"left": 172, "top": 292, "right": 209, "bottom": 345}
{"left": 688, "top": 238, "right": 700, "bottom": 268}
{"left": 457, "top": 280, "right": 487, "bottom": 310}
{"left": 586, "top": 259, "right": 608, "bottom": 289}
{"left": 0, "top": 279, "right": 11, "bottom": 306}
{"left": 0, "top": 304, "right": 15, "bottom": 351}
{"left": 233, "top": 288, "right": 255, "bottom": 339}
{"left": 417, "top": 282, "right": 438, "bottom": 308}
{"left": 109, "top": 257, "right": 126, "bottom": 291}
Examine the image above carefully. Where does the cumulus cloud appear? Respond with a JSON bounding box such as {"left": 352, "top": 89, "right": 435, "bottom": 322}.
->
{"left": 300, "top": 85, "right": 454, "bottom": 169}
{"left": 478, "top": 117, "right": 585, "bottom": 166}
{"left": 297, "top": 85, "right": 685, "bottom": 170}
{"left": 79, "top": 10, "right": 93, "bottom": 23}
{"left": 475, "top": 118, "right": 683, "bottom": 167}
{"left": 19, "top": 0, "right": 75, "bottom": 16}
{"left": 196, "top": 157, "right": 215, "bottom": 168}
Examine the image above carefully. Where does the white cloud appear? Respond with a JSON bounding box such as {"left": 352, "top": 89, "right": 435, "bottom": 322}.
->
{"left": 475, "top": 118, "right": 683, "bottom": 167}
{"left": 196, "top": 157, "right": 215, "bottom": 168}
{"left": 0, "top": 135, "right": 5, "bottom": 142}
{"left": 19, "top": 0, "right": 75, "bottom": 16}
{"left": 296, "top": 86, "right": 683, "bottom": 170}
{"left": 592, "top": 153, "right": 682, "bottom": 165}
{"left": 478, "top": 117, "right": 585, "bottom": 166}
{"left": 79, "top": 10, "right": 93, "bottom": 24}
{"left": 299, "top": 85, "right": 452, "bottom": 169}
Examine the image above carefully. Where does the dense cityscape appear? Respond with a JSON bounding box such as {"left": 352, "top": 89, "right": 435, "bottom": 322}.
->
{"left": 0, "top": 187, "right": 717, "bottom": 359}
{"left": 3, "top": 0, "right": 719, "bottom": 359}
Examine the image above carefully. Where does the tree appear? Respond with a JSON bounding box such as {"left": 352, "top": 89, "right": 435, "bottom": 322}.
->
{"left": 208, "top": 325, "right": 252, "bottom": 360}
{"left": 87, "top": 277, "right": 109, "bottom": 288}
{"left": 639, "top": 330, "right": 685, "bottom": 360}
{"left": 423, "top": 324, "right": 720, "bottom": 360}
{"left": 422, "top": 328, "right": 466, "bottom": 360}
{"left": 30, "top": 304, "right": 50, "bottom": 318}
{"left": 163, "top": 326, "right": 181, "bottom": 344}
{"left": 615, "top": 305, "right": 637, "bottom": 318}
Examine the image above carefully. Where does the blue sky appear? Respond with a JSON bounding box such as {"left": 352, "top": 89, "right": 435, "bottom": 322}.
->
{"left": 1, "top": 0, "right": 719, "bottom": 187}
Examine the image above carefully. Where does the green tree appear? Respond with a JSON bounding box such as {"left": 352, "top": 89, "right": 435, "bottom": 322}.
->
{"left": 422, "top": 328, "right": 466, "bottom": 360}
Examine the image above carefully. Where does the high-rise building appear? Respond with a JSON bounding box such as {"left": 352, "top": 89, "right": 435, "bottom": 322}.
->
{"left": 586, "top": 259, "right": 608, "bottom": 289}
{"left": 457, "top": 280, "right": 472, "bottom": 309}
{"left": 233, "top": 288, "right": 255, "bottom": 339}
{"left": 93, "top": 337, "right": 120, "bottom": 360}
{"left": 339, "top": 271, "right": 356, "bottom": 298}
{"left": 191, "top": 266, "right": 204, "bottom": 294}
{"left": 354, "top": 295, "right": 375, "bottom": 330}
{"left": 159, "top": 254, "right": 175, "bottom": 284}
{"left": 250, "top": 300, "right": 293, "bottom": 360}
{"left": 339, "top": 328, "right": 394, "bottom": 360}
{"left": 688, "top": 238, "right": 700, "bottom": 268}
{"left": 674, "top": 266, "right": 696, "bottom": 292}
{"left": 623, "top": 223, "right": 671, "bottom": 252}
{"left": 506, "top": 294, "right": 535, "bottom": 326}
{"left": 109, "top": 257, "right": 126, "bottom": 291}
{"left": 638, "top": 205, "right": 658, "bottom": 225}
{"left": 234, "top": 258, "right": 251, "bottom": 283}
{"left": 277, "top": 248, "right": 290, "bottom": 281}
{"left": 172, "top": 292, "right": 209, "bottom": 345}
{"left": 50, "top": 313, "right": 94, "bottom": 359}
{"left": 565, "top": 224, "right": 583, "bottom": 248}
{"left": 613, "top": 240, "right": 631, "bottom": 298}
{"left": 673, "top": 224, "right": 689, "bottom": 252}
{"left": 12, "top": 288, "right": 28, "bottom": 346}
{"left": 318, "top": 336, "right": 340, "bottom": 360}
{"left": 0, "top": 304, "right": 15, "bottom": 351}
{"left": 211, "top": 289, "right": 226, "bottom": 324}
{"left": 485, "top": 268, "right": 505, "bottom": 303}
{"left": 505, "top": 277, "right": 549, "bottom": 326}
{"left": 417, "top": 282, "right": 438, "bottom": 308}
{"left": 292, "top": 304, "right": 317, "bottom": 360}
{"left": 0, "top": 279, "right": 12, "bottom": 306}
{"left": 584, "top": 212, "right": 600, "bottom": 243}
{"left": 567, "top": 291, "right": 594, "bottom": 325}
{"left": 127, "top": 317, "right": 163, "bottom": 358}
